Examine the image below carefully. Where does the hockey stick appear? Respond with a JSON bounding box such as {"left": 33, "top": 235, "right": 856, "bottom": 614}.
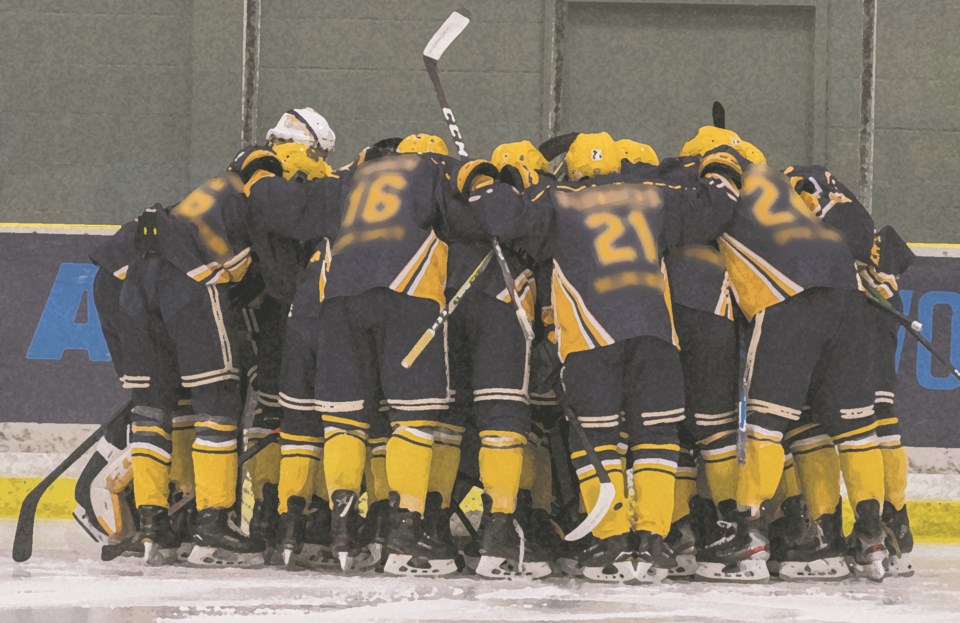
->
{"left": 561, "top": 405, "right": 616, "bottom": 542}
{"left": 12, "top": 401, "right": 133, "bottom": 562}
{"left": 861, "top": 278, "right": 960, "bottom": 381}
{"left": 423, "top": 8, "right": 536, "bottom": 343}
{"left": 712, "top": 101, "right": 726, "bottom": 129}
{"left": 402, "top": 250, "right": 494, "bottom": 368}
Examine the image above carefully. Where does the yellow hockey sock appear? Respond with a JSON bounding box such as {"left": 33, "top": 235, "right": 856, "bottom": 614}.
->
{"left": 323, "top": 432, "right": 366, "bottom": 499}
{"left": 671, "top": 471, "right": 697, "bottom": 524}
{"left": 277, "top": 455, "right": 317, "bottom": 514}
{"left": 794, "top": 445, "right": 841, "bottom": 520}
{"left": 581, "top": 467, "right": 630, "bottom": 539}
{"left": 736, "top": 438, "right": 785, "bottom": 513}
{"left": 531, "top": 444, "right": 554, "bottom": 511}
{"left": 312, "top": 448, "right": 328, "bottom": 501}
{"left": 428, "top": 442, "right": 462, "bottom": 509}
{"left": 839, "top": 446, "right": 885, "bottom": 509}
{"left": 702, "top": 455, "right": 738, "bottom": 503}
{"left": 881, "top": 445, "right": 908, "bottom": 511}
{"left": 519, "top": 443, "right": 538, "bottom": 493}
{"left": 132, "top": 455, "right": 171, "bottom": 508}
{"left": 247, "top": 440, "right": 280, "bottom": 499}
{"left": 170, "top": 427, "right": 196, "bottom": 495}
{"left": 479, "top": 445, "right": 524, "bottom": 514}
{"left": 769, "top": 458, "right": 800, "bottom": 520}
{"left": 634, "top": 469, "right": 676, "bottom": 536}
{"left": 365, "top": 452, "right": 390, "bottom": 505}
{"left": 192, "top": 449, "right": 238, "bottom": 510}
{"left": 386, "top": 427, "right": 434, "bottom": 513}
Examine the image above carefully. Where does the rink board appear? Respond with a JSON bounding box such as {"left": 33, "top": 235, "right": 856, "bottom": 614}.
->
{"left": 1, "top": 226, "right": 959, "bottom": 540}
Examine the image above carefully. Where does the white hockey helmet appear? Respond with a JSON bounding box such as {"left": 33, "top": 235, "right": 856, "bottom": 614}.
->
{"left": 266, "top": 108, "right": 336, "bottom": 154}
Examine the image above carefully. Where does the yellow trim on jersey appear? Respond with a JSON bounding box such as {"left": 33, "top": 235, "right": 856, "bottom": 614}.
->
{"left": 389, "top": 231, "right": 448, "bottom": 308}
{"left": 497, "top": 268, "right": 537, "bottom": 322}
{"left": 661, "top": 260, "right": 679, "bottom": 349}
{"left": 719, "top": 235, "right": 797, "bottom": 321}
{"left": 242, "top": 169, "right": 275, "bottom": 197}
{"left": 552, "top": 261, "right": 615, "bottom": 362}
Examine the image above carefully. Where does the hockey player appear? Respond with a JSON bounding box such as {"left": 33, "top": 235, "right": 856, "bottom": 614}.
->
{"left": 272, "top": 140, "right": 402, "bottom": 570}
{"left": 455, "top": 132, "right": 741, "bottom": 582}
{"left": 445, "top": 140, "right": 551, "bottom": 579}
{"left": 675, "top": 135, "right": 887, "bottom": 582}
{"left": 242, "top": 109, "right": 337, "bottom": 561}
{"left": 614, "top": 134, "right": 746, "bottom": 578}
{"left": 242, "top": 132, "right": 462, "bottom": 576}
{"left": 782, "top": 166, "right": 916, "bottom": 578}
{"left": 119, "top": 149, "right": 284, "bottom": 567}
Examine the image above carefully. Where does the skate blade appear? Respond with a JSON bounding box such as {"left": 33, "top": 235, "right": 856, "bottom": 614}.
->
{"left": 667, "top": 554, "right": 697, "bottom": 578}
{"left": 557, "top": 556, "right": 583, "bottom": 577}
{"left": 884, "top": 553, "right": 914, "bottom": 578}
{"left": 779, "top": 557, "right": 850, "bottom": 581}
{"left": 383, "top": 553, "right": 458, "bottom": 577}
{"left": 695, "top": 559, "right": 770, "bottom": 583}
{"left": 851, "top": 558, "right": 885, "bottom": 582}
{"left": 264, "top": 546, "right": 285, "bottom": 566}
{"left": 186, "top": 545, "right": 265, "bottom": 568}
{"left": 475, "top": 556, "right": 552, "bottom": 580}
{"left": 143, "top": 541, "right": 179, "bottom": 567}
{"left": 633, "top": 561, "right": 669, "bottom": 584}
{"left": 293, "top": 544, "right": 341, "bottom": 571}
{"left": 462, "top": 554, "right": 480, "bottom": 572}
{"left": 282, "top": 548, "right": 294, "bottom": 566}
{"left": 177, "top": 542, "right": 194, "bottom": 562}
{"left": 337, "top": 551, "right": 353, "bottom": 572}
{"left": 582, "top": 560, "right": 636, "bottom": 583}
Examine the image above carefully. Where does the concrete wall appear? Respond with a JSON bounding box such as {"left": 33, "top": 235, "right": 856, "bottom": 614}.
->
{"left": 1, "top": 0, "right": 958, "bottom": 242}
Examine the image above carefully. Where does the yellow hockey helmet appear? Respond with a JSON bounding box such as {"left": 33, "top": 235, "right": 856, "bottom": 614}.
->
{"left": 397, "top": 133, "right": 449, "bottom": 156}
{"left": 734, "top": 140, "right": 767, "bottom": 165}
{"left": 271, "top": 142, "right": 332, "bottom": 181}
{"left": 679, "top": 126, "right": 742, "bottom": 158}
{"left": 456, "top": 159, "right": 497, "bottom": 195}
{"left": 565, "top": 132, "right": 619, "bottom": 181}
{"left": 490, "top": 140, "right": 549, "bottom": 173}
{"left": 615, "top": 139, "right": 660, "bottom": 166}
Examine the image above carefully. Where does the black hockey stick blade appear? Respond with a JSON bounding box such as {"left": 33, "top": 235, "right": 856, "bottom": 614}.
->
{"left": 13, "top": 401, "right": 133, "bottom": 562}
{"left": 169, "top": 431, "right": 280, "bottom": 517}
{"left": 538, "top": 132, "right": 580, "bottom": 162}
{"left": 423, "top": 9, "right": 471, "bottom": 61}
{"left": 712, "top": 101, "right": 726, "bottom": 129}
{"left": 561, "top": 406, "right": 615, "bottom": 542}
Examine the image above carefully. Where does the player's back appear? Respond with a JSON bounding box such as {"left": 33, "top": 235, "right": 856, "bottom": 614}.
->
{"left": 541, "top": 175, "right": 675, "bottom": 359}
{"left": 718, "top": 164, "right": 857, "bottom": 320}
{"left": 168, "top": 175, "right": 253, "bottom": 285}
{"left": 325, "top": 152, "right": 449, "bottom": 307}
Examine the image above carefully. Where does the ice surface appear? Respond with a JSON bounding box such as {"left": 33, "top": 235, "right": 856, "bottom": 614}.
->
{"left": 2, "top": 519, "right": 959, "bottom": 623}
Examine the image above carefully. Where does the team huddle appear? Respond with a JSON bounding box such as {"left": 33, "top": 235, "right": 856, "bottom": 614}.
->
{"left": 73, "top": 104, "right": 917, "bottom": 585}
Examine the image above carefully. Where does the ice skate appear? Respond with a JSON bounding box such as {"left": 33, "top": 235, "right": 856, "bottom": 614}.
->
{"left": 138, "top": 506, "right": 180, "bottom": 567}
{"left": 695, "top": 509, "right": 770, "bottom": 583}
{"left": 423, "top": 492, "right": 462, "bottom": 570}
{"left": 882, "top": 502, "right": 914, "bottom": 577}
{"left": 578, "top": 533, "right": 637, "bottom": 583}
{"left": 664, "top": 516, "right": 697, "bottom": 578}
{"left": 359, "top": 499, "right": 392, "bottom": 569}
{"left": 777, "top": 503, "right": 849, "bottom": 581}
{"left": 169, "top": 495, "right": 198, "bottom": 562}
{"left": 249, "top": 482, "right": 281, "bottom": 564}
{"left": 277, "top": 495, "right": 309, "bottom": 567}
{"left": 846, "top": 500, "right": 887, "bottom": 582}
{"left": 382, "top": 498, "right": 458, "bottom": 577}
{"left": 475, "top": 513, "right": 552, "bottom": 580}
{"left": 329, "top": 489, "right": 366, "bottom": 571}
{"left": 634, "top": 530, "right": 675, "bottom": 583}
{"left": 187, "top": 507, "right": 265, "bottom": 568}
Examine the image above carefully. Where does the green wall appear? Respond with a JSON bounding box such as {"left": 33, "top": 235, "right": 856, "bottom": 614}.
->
{"left": 1, "top": 0, "right": 957, "bottom": 242}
